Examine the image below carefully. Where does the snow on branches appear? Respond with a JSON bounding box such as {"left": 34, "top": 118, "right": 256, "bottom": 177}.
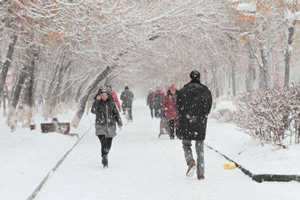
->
{"left": 235, "top": 86, "right": 300, "bottom": 146}
{"left": 1, "top": 0, "right": 299, "bottom": 129}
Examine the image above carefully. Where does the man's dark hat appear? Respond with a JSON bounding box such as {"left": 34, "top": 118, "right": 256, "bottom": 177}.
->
{"left": 190, "top": 70, "right": 200, "bottom": 80}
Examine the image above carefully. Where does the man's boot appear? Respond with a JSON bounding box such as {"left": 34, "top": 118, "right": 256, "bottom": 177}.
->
{"left": 102, "top": 155, "right": 108, "bottom": 168}
{"left": 186, "top": 160, "right": 196, "bottom": 177}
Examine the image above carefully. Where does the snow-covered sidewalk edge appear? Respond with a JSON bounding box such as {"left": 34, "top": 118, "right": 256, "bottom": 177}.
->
{"left": 26, "top": 131, "right": 89, "bottom": 200}
{"left": 206, "top": 119, "right": 300, "bottom": 175}
{"left": 0, "top": 113, "right": 94, "bottom": 200}
{"left": 205, "top": 143, "right": 300, "bottom": 183}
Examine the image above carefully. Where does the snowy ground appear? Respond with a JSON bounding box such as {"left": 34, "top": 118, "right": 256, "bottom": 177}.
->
{"left": 209, "top": 99, "right": 300, "bottom": 175}
{"left": 0, "top": 101, "right": 299, "bottom": 200}
{"left": 207, "top": 120, "right": 300, "bottom": 175}
{"left": 0, "top": 113, "right": 90, "bottom": 199}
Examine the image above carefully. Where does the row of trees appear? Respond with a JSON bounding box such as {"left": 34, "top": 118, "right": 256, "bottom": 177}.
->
{"left": 233, "top": 1, "right": 300, "bottom": 146}
{"left": 0, "top": 0, "right": 239, "bottom": 130}
{"left": 0, "top": 0, "right": 299, "bottom": 131}
{"left": 114, "top": 0, "right": 300, "bottom": 98}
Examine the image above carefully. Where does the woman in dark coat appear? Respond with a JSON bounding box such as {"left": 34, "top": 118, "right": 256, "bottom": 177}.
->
{"left": 91, "top": 87, "right": 123, "bottom": 168}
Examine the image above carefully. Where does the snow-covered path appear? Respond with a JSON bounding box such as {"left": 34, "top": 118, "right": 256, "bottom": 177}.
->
{"left": 35, "top": 102, "right": 298, "bottom": 200}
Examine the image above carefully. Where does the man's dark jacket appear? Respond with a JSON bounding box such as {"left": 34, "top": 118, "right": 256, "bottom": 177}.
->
{"left": 176, "top": 80, "right": 212, "bottom": 140}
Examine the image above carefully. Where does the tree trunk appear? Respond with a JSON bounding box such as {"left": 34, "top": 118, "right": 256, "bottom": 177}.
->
{"left": 246, "top": 43, "right": 256, "bottom": 92}
{"left": 7, "top": 66, "right": 28, "bottom": 131}
{"left": 61, "top": 67, "right": 73, "bottom": 104}
{"left": 284, "top": 24, "right": 295, "bottom": 88}
{"left": 211, "top": 65, "right": 220, "bottom": 98}
{"left": 43, "top": 55, "right": 65, "bottom": 119}
{"left": 3, "top": 92, "right": 7, "bottom": 116}
{"left": 0, "top": 34, "right": 17, "bottom": 97}
{"left": 296, "top": 114, "right": 300, "bottom": 144}
{"left": 231, "top": 64, "right": 236, "bottom": 96}
{"left": 259, "top": 47, "right": 270, "bottom": 90}
{"left": 71, "top": 66, "right": 114, "bottom": 128}
{"left": 75, "top": 77, "right": 89, "bottom": 103}
{"left": 50, "top": 60, "right": 72, "bottom": 111}
{"left": 2, "top": 85, "right": 8, "bottom": 116}
{"left": 202, "top": 69, "right": 208, "bottom": 85}
{"left": 22, "top": 59, "right": 36, "bottom": 127}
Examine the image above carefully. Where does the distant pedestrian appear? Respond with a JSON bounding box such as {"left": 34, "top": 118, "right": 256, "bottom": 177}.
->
{"left": 147, "top": 89, "right": 155, "bottom": 118}
{"left": 163, "top": 84, "right": 177, "bottom": 139}
{"left": 153, "top": 87, "right": 165, "bottom": 118}
{"left": 120, "top": 86, "right": 134, "bottom": 120}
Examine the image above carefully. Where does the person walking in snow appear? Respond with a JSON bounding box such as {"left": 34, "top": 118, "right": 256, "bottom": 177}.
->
{"left": 162, "top": 84, "right": 177, "bottom": 139}
{"left": 153, "top": 87, "right": 165, "bottom": 118}
{"left": 91, "top": 87, "right": 123, "bottom": 168}
{"left": 146, "top": 89, "right": 155, "bottom": 118}
{"left": 176, "top": 70, "right": 212, "bottom": 180}
{"left": 120, "top": 86, "right": 134, "bottom": 120}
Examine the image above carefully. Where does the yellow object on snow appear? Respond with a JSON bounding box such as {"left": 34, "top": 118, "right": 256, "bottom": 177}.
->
{"left": 224, "top": 162, "right": 237, "bottom": 170}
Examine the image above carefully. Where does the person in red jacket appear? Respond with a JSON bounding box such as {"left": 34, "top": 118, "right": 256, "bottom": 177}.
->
{"left": 106, "top": 85, "right": 121, "bottom": 111}
{"left": 163, "top": 84, "right": 177, "bottom": 139}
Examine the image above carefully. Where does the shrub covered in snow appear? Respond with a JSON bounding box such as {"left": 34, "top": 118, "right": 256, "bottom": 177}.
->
{"left": 235, "top": 86, "right": 300, "bottom": 146}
